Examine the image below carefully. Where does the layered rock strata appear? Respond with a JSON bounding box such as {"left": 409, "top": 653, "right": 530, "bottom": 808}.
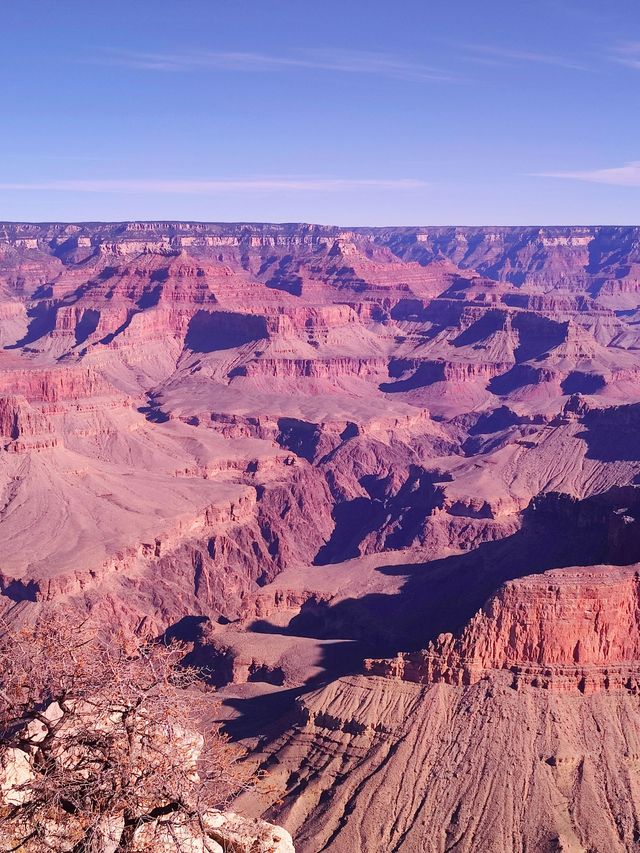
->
{"left": 366, "top": 566, "right": 640, "bottom": 693}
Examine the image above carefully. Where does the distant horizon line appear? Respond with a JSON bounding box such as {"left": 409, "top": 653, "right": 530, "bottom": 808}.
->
{"left": 1, "top": 220, "right": 639, "bottom": 229}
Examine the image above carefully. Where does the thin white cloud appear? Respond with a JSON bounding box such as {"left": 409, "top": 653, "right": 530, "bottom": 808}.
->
{"left": 536, "top": 162, "right": 640, "bottom": 187}
{"left": 96, "top": 48, "right": 457, "bottom": 83}
{"left": 461, "top": 43, "right": 589, "bottom": 71}
{"left": 0, "top": 178, "right": 429, "bottom": 194}
{"left": 612, "top": 42, "right": 640, "bottom": 70}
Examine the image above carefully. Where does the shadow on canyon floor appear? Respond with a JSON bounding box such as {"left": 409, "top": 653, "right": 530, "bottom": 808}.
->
{"left": 220, "top": 641, "right": 366, "bottom": 741}
{"left": 578, "top": 404, "right": 640, "bottom": 462}
{"left": 219, "top": 486, "right": 640, "bottom": 741}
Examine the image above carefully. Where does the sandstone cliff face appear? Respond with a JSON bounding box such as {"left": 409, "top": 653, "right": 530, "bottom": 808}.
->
{"left": 366, "top": 566, "right": 640, "bottom": 692}
{"left": 0, "top": 395, "right": 57, "bottom": 451}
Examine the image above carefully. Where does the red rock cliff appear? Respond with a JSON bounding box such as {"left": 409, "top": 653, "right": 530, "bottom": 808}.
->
{"left": 366, "top": 566, "right": 640, "bottom": 692}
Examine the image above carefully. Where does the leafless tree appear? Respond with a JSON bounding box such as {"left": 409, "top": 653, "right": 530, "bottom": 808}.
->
{"left": 0, "top": 616, "right": 250, "bottom": 851}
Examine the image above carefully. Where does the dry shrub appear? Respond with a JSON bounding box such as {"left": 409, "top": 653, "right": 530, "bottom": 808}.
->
{"left": 0, "top": 616, "right": 250, "bottom": 851}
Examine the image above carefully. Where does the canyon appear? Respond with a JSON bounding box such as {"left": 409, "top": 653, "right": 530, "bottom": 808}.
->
{"left": 2, "top": 222, "right": 640, "bottom": 850}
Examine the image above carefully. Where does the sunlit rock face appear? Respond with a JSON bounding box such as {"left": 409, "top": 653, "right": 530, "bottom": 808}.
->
{"left": 366, "top": 566, "right": 640, "bottom": 692}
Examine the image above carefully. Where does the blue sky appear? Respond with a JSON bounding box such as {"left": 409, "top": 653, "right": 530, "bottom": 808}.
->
{"left": 2, "top": 0, "right": 640, "bottom": 224}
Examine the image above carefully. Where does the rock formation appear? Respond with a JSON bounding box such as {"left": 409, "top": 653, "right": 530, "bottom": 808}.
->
{"left": 249, "top": 567, "right": 640, "bottom": 851}
{"left": 366, "top": 566, "right": 640, "bottom": 692}
{"left": 2, "top": 222, "right": 640, "bottom": 850}
{"left": 0, "top": 700, "right": 294, "bottom": 853}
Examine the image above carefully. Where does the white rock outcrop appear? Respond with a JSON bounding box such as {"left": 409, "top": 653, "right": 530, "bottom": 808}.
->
{"left": 0, "top": 702, "right": 294, "bottom": 852}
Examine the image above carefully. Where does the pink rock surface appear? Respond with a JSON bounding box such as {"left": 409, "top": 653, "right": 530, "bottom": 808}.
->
{"left": 366, "top": 566, "right": 640, "bottom": 692}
